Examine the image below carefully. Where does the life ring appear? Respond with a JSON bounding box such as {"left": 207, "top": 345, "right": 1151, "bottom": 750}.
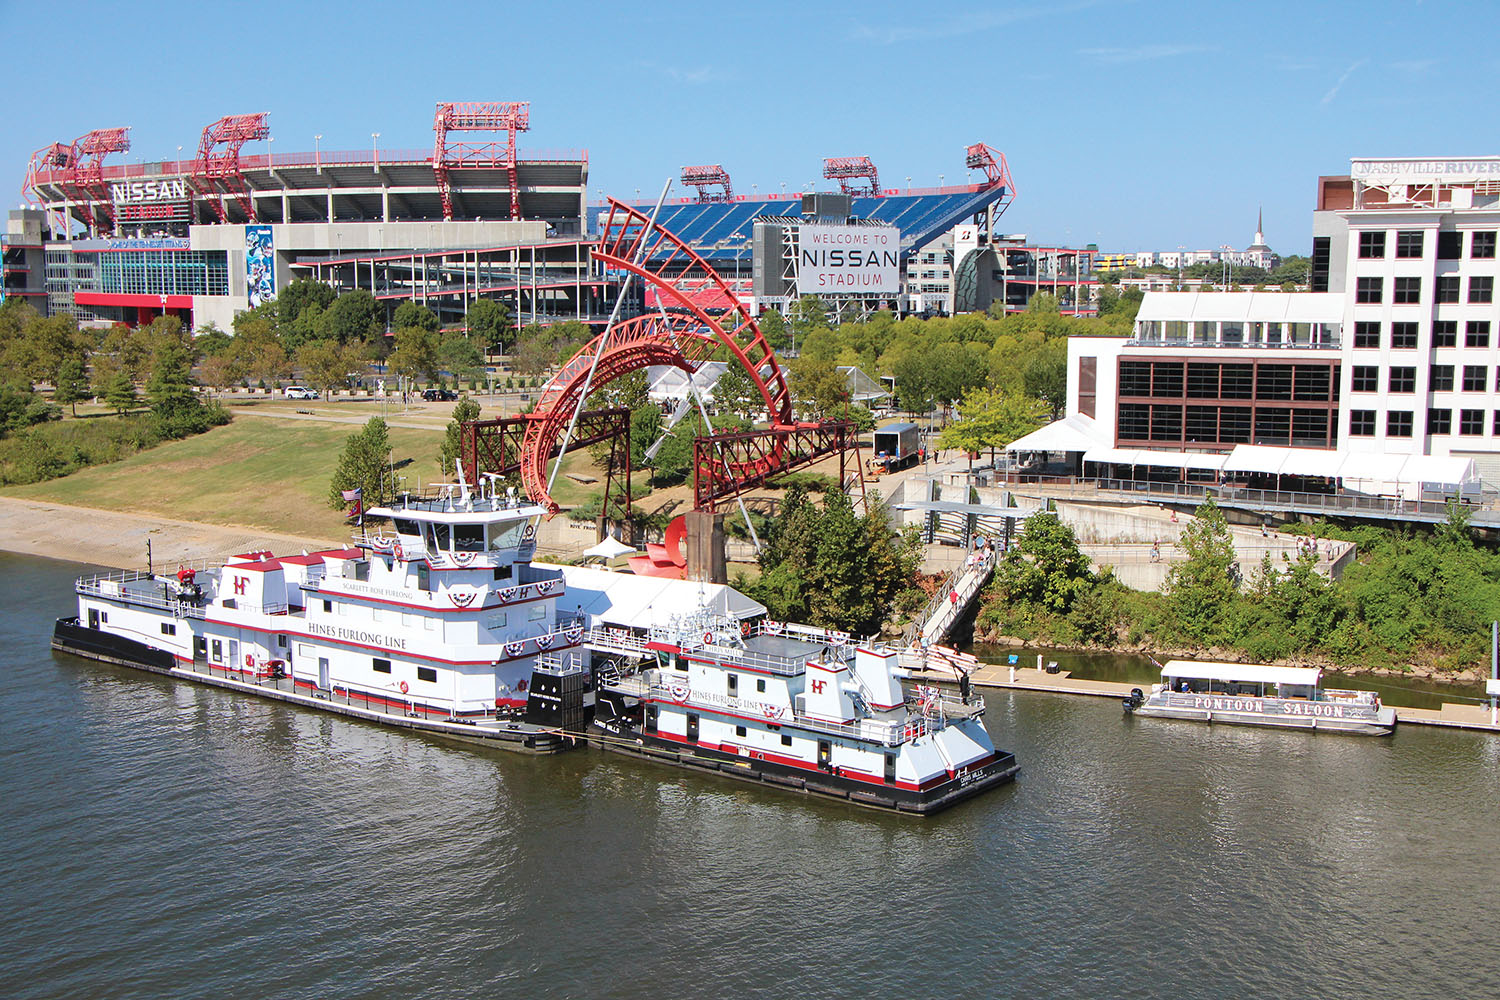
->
{"left": 399, "top": 681, "right": 409, "bottom": 695}
{"left": 740, "top": 621, "right": 751, "bottom": 637}
{"left": 244, "top": 653, "right": 254, "bottom": 668}
{"left": 703, "top": 631, "right": 714, "bottom": 645}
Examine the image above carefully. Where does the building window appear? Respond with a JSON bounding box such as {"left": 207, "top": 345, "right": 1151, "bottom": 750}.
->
{"left": 1352, "top": 366, "right": 1379, "bottom": 392}
{"left": 1119, "top": 361, "right": 1151, "bottom": 396}
{"left": 1431, "top": 365, "right": 1455, "bottom": 392}
{"left": 1470, "top": 276, "right": 1494, "bottom": 304}
{"left": 1149, "top": 405, "right": 1182, "bottom": 442}
{"left": 1437, "top": 276, "right": 1460, "bottom": 303}
{"left": 1434, "top": 320, "right": 1458, "bottom": 347}
{"left": 373, "top": 658, "right": 391, "bottom": 673}
{"left": 1349, "top": 410, "right": 1376, "bottom": 436}
{"left": 1219, "top": 407, "right": 1252, "bottom": 443}
{"left": 1355, "top": 277, "right": 1383, "bottom": 303}
{"left": 1358, "top": 231, "right": 1386, "bottom": 259}
{"left": 1353, "top": 322, "right": 1380, "bottom": 349}
{"left": 1220, "top": 364, "right": 1253, "bottom": 398}
{"left": 1473, "top": 231, "right": 1497, "bottom": 259}
{"left": 1468, "top": 321, "right": 1491, "bottom": 348}
{"left": 1390, "top": 322, "right": 1418, "bottom": 349}
{"left": 1254, "top": 410, "right": 1290, "bottom": 445}
{"left": 1427, "top": 408, "right": 1452, "bottom": 435}
{"left": 1465, "top": 365, "right": 1488, "bottom": 391}
{"left": 1255, "top": 366, "right": 1292, "bottom": 400}
{"left": 1393, "top": 277, "right": 1422, "bottom": 304}
{"left": 1118, "top": 403, "right": 1150, "bottom": 440}
{"left": 1438, "top": 231, "right": 1464, "bottom": 260}
{"left": 1494, "top": 410, "right": 1500, "bottom": 436}
{"left": 417, "top": 666, "right": 437, "bottom": 683}
{"left": 1461, "top": 409, "right": 1486, "bottom": 436}
{"left": 1387, "top": 411, "right": 1414, "bottom": 437}
{"left": 1388, "top": 367, "right": 1416, "bottom": 393}
{"left": 1395, "top": 231, "right": 1425, "bottom": 258}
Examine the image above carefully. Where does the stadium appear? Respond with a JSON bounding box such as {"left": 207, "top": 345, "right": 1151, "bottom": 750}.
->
{"left": 6, "top": 102, "right": 1034, "bottom": 332}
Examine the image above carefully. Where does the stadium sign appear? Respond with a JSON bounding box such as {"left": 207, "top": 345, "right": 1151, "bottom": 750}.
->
{"left": 1351, "top": 158, "right": 1500, "bottom": 184}
{"left": 798, "top": 224, "right": 900, "bottom": 294}
{"left": 110, "top": 178, "right": 190, "bottom": 204}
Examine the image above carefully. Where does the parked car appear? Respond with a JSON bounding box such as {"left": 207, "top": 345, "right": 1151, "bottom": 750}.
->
{"left": 283, "top": 386, "right": 319, "bottom": 400}
{"left": 422, "top": 388, "right": 458, "bottom": 402}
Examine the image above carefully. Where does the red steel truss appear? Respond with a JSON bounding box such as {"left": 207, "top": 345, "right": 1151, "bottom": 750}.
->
{"left": 22, "top": 141, "right": 78, "bottom": 235}
{"left": 461, "top": 407, "right": 632, "bottom": 519}
{"left": 433, "top": 101, "right": 531, "bottom": 221}
{"left": 823, "top": 155, "right": 880, "bottom": 197}
{"left": 680, "top": 164, "right": 732, "bottom": 202}
{"left": 30, "top": 128, "right": 132, "bottom": 236}
{"left": 965, "top": 142, "right": 1015, "bottom": 194}
{"left": 518, "top": 198, "right": 794, "bottom": 515}
{"left": 193, "top": 113, "right": 270, "bottom": 223}
{"left": 692, "top": 421, "right": 864, "bottom": 512}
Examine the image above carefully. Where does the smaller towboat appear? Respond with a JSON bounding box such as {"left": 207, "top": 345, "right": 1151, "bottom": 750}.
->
{"left": 1123, "top": 660, "right": 1395, "bottom": 736}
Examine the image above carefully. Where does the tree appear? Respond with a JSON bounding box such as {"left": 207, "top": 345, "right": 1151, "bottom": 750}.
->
{"left": 466, "top": 297, "right": 514, "bottom": 354}
{"left": 194, "top": 323, "right": 233, "bottom": 358}
{"left": 438, "top": 396, "right": 482, "bottom": 476}
{"left": 937, "top": 387, "right": 1048, "bottom": 468}
{"left": 1021, "top": 341, "right": 1068, "bottom": 417}
{"left": 788, "top": 295, "right": 830, "bottom": 350}
{"left": 146, "top": 342, "right": 199, "bottom": 419}
{"left": 318, "top": 290, "right": 382, "bottom": 344}
{"left": 328, "top": 417, "right": 395, "bottom": 508}
{"left": 712, "top": 362, "right": 762, "bottom": 421}
{"left": 789, "top": 358, "right": 849, "bottom": 418}
{"left": 297, "top": 339, "right": 364, "bottom": 399}
{"left": 104, "top": 368, "right": 138, "bottom": 416}
{"left": 1164, "top": 497, "right": 1240, "bottom": 643}
{"left": 758, "top": 309, "right": 790, "bottom": 352}
{"left": 993, "top": 512, "right": 1094, "bottom": 614}
{"left": 392, "top": 300, "right": 440, "bottom": 334}
{"left": 388, "top": 327, "right": 440, "bottom": 384}
{"left": 53, "top": 355, "right": 88, "bottom": 416}
{"left": 276, "top": 278, "right": 337, "bottom": 328}
{"left": 437, "top": 333, "right": 485, "bottom": 384}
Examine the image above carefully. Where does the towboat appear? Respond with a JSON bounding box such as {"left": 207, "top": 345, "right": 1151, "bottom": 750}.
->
{"left": 1123, "top": 660, "right": 1395, "bottom": 735}
{"left": 590, "top": 614, "right": 1019, "bottom": 814}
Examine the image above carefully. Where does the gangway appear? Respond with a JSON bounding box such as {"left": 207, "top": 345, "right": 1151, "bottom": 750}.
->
{"left": 910, "top": 547, "right": 997, "bottom": 646}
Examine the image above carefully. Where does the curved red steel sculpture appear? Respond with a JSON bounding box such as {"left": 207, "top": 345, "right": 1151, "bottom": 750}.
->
{"left": 520, "top": 199, "right": 793, "bottom": 514}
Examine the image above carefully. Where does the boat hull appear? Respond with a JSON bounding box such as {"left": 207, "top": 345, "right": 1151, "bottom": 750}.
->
{"left": 591, "top": 717, "right": 1019, "bottom": 815}
{"left": 51, "top": 617, "right": 574, "bottom": 754}
{"left": 1131, "top": 703, "right": 1395, "bottom": 736}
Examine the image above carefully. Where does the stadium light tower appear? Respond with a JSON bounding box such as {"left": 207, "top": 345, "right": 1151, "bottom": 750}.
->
{"left": 315, "top": 134, "right": 322, "bottom": 170}
{"left": 268, "top": 136, "right": 274, "bottom": 166}
{"left": 372, "top": 132, "right": 380, "bottom": 171}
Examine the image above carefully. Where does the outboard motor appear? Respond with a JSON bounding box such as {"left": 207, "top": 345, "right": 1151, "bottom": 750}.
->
{"left": 1123, "top": 687, "right": 1145, "bottom": 712}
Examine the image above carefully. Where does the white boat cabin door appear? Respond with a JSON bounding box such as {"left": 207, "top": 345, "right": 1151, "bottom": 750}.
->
{"left": 318, "top": 657, "right": 330, "bottom": 691}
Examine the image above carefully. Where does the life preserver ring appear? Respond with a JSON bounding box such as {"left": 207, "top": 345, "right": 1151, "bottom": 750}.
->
{"left": 244, "top": 653, "right": 254, "bottom": 668}
{"left": 740, "top": 621, "right": 751, "bottom": 637}
{"left": 703, "top": 631, "right": 714, "bottom": 645}
{"left": 399, "top": 681, "right": 409, "bottom": 695}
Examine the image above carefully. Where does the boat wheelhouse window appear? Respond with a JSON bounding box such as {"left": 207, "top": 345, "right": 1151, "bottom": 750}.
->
{"left": 489, "top": 521, "right": 526, "bottom": 550}
{"left": 487, "top": 612, "right": 508, "bottom": 630}
{"left": 417, "top": 666, "right": 437, "bottom": 683}
{"left": 373, "top": 658, "right": 391, "bottom": 673}
{"left": 529, "top": 605, "right": 546, "bottom": 621}
{"left": 427, "top": 522, "right": 450, "bottom": 552}
{"left": 160, "top": 623, "right": 176, "bottom": 636}
{"left": 735, "top": 726, "right": 747, "bottom": 737}
{"left": 454, "top": 524, "right": 485, "bottom": 552}
{"left": 727, "top": 673, "right": 738, "bottom": 695}
{"left": 392, "top": 518, "right": 418, "bottom": 536}
{"left": 781, "top": 735, "right": 793, "bottom": 747}
{"left": 352, "top": 561, "right": 369, "bottom": 582}
{"left": 493, "top": 563, "right": 513, "bottom": 581}
{"left": 756, "top": 678, "right": 766, "bottom": 693}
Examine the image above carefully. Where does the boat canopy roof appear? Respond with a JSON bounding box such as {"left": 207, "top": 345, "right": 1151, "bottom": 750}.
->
{"left": 1160, "top": 659, "right": 1322, "bottom": 687}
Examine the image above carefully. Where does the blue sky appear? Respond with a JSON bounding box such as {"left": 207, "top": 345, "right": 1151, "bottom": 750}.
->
{"left": 3, "top": 0, "right": 1493, "bottom": 255}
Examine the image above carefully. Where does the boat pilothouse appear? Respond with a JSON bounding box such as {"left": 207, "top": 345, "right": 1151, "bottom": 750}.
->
{"left": 54, "top": 478, "right": 593, "bottom": 752}
{"left": 1124, "top": 660, "right": 1396, "bottom": 736}
{"left": 592, "top": 611, "right": 1019, "bottom": 814}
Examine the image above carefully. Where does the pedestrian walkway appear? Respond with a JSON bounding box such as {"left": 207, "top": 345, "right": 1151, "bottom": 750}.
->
{"left": 914, "top": 547, "right": 997, "bottom": 645}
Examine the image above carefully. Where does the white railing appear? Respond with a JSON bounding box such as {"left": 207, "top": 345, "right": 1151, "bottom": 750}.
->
{"left": 76, "top": 576, "right": 207, "bottom": 619}
{"left": 648, "top": 684, "right": 935, "bottom": 747}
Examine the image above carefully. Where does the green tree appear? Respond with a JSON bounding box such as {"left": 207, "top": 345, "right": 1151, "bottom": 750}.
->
{"left": 1164, "top": 497, "right": 1240, "bottom": 643}
{"left": 328, "top": 417, "right": 395, "bottom": 508}
{"left": 993, "top": 512, "right": 1094, "bottom": 613}
{"left": 104, "top": 368, "right": 138, "bottom": 416}
{"left": 788, "top": 295, "right": 830, "bottom": 349}
{"left": 437, "top": 332, "right": 486, "bottom": 383}
{"left": 757, "top": 309, "right": 790, "bottom": 352}
{"left": 318, "top": 290, "right": 382, "bottom": 344}
{"left": 194, "top": 323, "right": 233, "bottom": 358}
{"left": 53, "top": 355, "right": 88, "bottom": 416}
{"left": 710, "top": 362, "right": 759, "bottom": 421}
{"left": 466, "top": 298, "right": 514, "bottom": 354}
{"left": 438, "top": 395, "right": 482, "bottom": 476}
{"left": 789, "top": 358, "right": 850, "bottom": 418}
{"left": 937, "top": 386, "right": 1048, "bottom": 468}
{"left": 392, "top": 300, "right": 440, "bottom": 334}
{"left": 1021, "top": 340, "right": 1068, "bottom": 417}
{"left": 146, "top": 342, "right": 199, "bottom": 419}
{"left": 297, "top": 339, "right": 365, "bottom": 399}
{"left": 388, "top": 327, "right": 441, "bottom": 384}
{"left": 276, "top": 278, "right": 337, "bottom": 328}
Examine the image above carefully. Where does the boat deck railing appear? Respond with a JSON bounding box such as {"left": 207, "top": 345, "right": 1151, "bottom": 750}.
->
{"left": 646, "top": 683, "right": 944, "bottom": 746}
{"left": 76, "top": 574, "right": 211, "bottom": 619}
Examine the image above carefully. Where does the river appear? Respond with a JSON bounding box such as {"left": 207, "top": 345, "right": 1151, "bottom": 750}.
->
{"left": 4, "top": 552, "right": 1498, "bottom": 999}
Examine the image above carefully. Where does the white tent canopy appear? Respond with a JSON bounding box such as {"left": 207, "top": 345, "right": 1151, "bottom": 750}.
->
{"left": 646, "top": 362, "right": 727, "bottom": 403}
{"left": 1007, "top": 414, "right": 1101, "bottom": 453}
{"left": 1084, "top": 446, "right": 1226, "bottom": 471}
{"left": 1223, "top": 445, "right": 1478, "bottom": 487}
{"left": 582, "top": 533, "right": 635, "bottom": 560}
{"left": 555, "top": 565, "right": 766, "bottom": 631}
{"left": 1161, "top": 660, "right": 1322, "bottom": 688}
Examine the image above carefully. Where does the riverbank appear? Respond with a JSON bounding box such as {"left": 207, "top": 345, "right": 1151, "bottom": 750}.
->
{"left": 0, "top": 496, "right": 336, "bottom": 571}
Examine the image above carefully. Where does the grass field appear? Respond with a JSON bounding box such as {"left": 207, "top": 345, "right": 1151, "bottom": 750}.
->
{"left": 3, "top": 416, "right": 443, "bottom": 540}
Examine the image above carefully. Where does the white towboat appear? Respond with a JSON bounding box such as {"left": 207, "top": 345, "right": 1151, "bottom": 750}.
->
{"left": 590, "top": 613, "right": 1019, "bottom": 814}
{"left": 53, "top": 482, "right": 590, "bottom": 753}
{"left": 1123, "top": 660, "right": 1396, "bottom": 736}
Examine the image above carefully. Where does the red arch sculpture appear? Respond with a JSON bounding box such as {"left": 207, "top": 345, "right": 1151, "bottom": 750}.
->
{"left": 520, "top": 199, "right": 793, "bottom": 514}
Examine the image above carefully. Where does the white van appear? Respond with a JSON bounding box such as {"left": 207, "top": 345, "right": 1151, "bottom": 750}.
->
{"left": 284, "top": 386, "right": 318, "bottom": 399}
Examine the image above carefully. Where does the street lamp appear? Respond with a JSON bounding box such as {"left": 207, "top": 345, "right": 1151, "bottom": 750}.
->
{"left": 906, "top": 175, "right": 911, "bottom": 193}
{"left": 371, "top": 132, "right": 380, "bottom": 171}
{"left": 315, "top": 134, "right": 322, "bottom": 170}
{"left": 780, "top": 182, "right": 786, "bottom": 195}
{"left": 176, "top": 145, "right": 183, "bottom": 164}
{"left": 267, "top": 136, "right": 274, "bottom": 166}
{"left": 939, "top": 173, "right": 945, "bottom": 188}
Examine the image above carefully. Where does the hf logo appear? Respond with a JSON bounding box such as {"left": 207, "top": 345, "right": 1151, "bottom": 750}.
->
{"left": 811, "top": 679, "right": 826, "bottom": 694}
{"left": 233, "top": 576, "right": 248, "bottom": 596}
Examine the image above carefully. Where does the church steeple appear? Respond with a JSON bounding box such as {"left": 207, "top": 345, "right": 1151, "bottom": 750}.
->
{"left": 1255, "top": 206, "right": 1264, "bottom": 246}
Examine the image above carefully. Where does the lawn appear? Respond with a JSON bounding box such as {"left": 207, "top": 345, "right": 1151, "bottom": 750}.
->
{"left": 4, "top": 415, "right": 444, "bottom": 540}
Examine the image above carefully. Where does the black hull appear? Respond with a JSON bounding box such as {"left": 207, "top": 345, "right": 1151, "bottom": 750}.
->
{"left": 51, "top": 618, "right": 572, "bottom": 755}
{"left": 591, "top": 718, "right": 1018, "bottom": 816}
